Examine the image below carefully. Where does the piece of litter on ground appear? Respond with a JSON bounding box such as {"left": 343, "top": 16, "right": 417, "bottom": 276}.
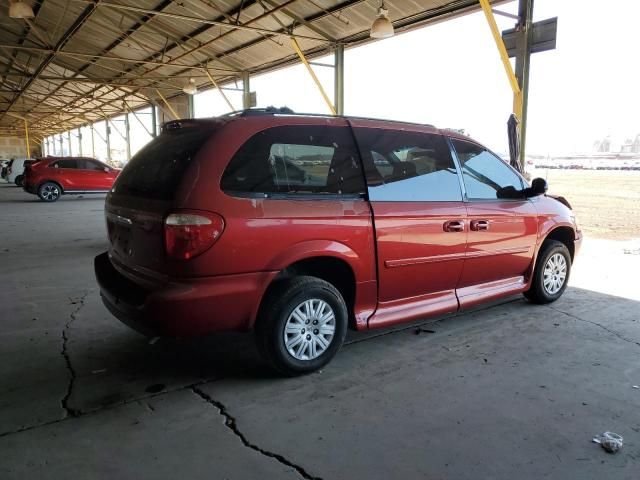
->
{"left": 91, "top": 369, "right": 107, "bottom": 374}
{"left": 632, "top": 385, "right": 639, "bottom": 389}
{"left": 148, "top": 336, "right": 160, "bottom": 345}
{"left": 414, "top": 328, "right": 435, "bottom": 335}
{"left": 592, "top": 432, "right": 623, "bottom": 453}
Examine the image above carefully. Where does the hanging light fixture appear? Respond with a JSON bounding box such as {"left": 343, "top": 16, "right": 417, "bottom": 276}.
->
{"left": 370, "top": 2, "right": 394, "bottom": 39}
{"left": 183, "top": 78, "right": 198, "bottom": 95}
{"left": 9, "top": 1, "right": 34, "bottom": 18}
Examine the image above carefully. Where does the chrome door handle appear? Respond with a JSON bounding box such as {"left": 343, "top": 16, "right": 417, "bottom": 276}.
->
{"left": 443, "top": 220, "right": 465, "bottom": 232}
{"left": 470, "top": 220, "right": 490, "bottom": 231}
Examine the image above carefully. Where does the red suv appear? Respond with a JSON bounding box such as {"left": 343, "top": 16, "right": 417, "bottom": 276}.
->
{"left": 95, "top": 110, "right": 581, "bottom": 375}
{"left": 24, "top": 156, "right": 119, "bottom": 202}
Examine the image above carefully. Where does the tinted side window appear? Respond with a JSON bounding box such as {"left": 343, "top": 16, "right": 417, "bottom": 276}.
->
{"left": 221, "top": 125, "right": 364, "bottom": 195}
{"left": 353, "top": 128, "right": 462, "bottom": 202}
{"left": 79, "top": 159, "right": 104, "bottom": 171}
{"left": 54, "top": 159, "right": 78, "bottom": 169}
{"left": 451, "top": 139, "right": 524, "bottom": 200}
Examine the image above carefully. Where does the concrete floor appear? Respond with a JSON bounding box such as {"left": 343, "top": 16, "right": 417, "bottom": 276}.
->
{"left": 1, "top": 182, "right": 639, "bottom": 479}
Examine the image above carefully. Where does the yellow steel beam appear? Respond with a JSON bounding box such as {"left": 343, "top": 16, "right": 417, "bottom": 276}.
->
{"left": 203, "top": 68, "right": 235, "bottom": 112}
{"left": 290, "top": 38, "right": 336, "bottom": 115}
{"left": 154, "top": 89, "right": 180, "bottom": 120}
{"left": 478, "top": 0, "right": 522, "bottom": 118}
{"left": 24, "top": 119, "right": 31, "bottom": 157}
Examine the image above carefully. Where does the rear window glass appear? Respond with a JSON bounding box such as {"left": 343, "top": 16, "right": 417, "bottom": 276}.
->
{"left": 112, "top": 128, "right": 212, "bottom": 200}
{"left": 221, "top": 125, "right": 364, "bottom": 196}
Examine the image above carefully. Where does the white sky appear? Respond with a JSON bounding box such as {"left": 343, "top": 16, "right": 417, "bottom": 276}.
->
{"left": 197, "top": 0, "right": 640, "bottom": 156}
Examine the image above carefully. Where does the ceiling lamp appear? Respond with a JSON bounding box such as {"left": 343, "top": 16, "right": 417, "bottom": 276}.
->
{"left": 9, "top": 1, "right": 34, "bottom": 19}
{"left": 183, "top": 78, "right": 198, "bottom": 95}
{"left": 370, "top": 3, "right": 394, "bottom": 39}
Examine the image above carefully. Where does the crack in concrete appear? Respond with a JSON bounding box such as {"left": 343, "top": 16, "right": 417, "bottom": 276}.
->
{"left": 191, "top": 386, "right": 322, "bottom": 480}
{"left": 0, "top": 380, "right": 212, "bottom": 438}
{"left": 61, "top": 291, "right": 89, "bottom": 418}
{"left": 547, "top": 305, "right": 640, "bottom": 348}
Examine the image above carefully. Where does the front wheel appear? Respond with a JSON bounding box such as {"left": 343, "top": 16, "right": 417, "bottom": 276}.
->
{"left": 255, "top": 276, "right": 348, "bottom": 376}
{"left": 38, "top": 182, "right": 61, "bottom": 202}
{"left": 524, "top": 240, "right": 572, "bottom": 304}
{"left": 14, "top": 175, "right": 24, "bottom": 186}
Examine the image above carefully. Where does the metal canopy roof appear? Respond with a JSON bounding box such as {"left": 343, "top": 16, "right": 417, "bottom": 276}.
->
{"left": 0, "top": 0, "right": 496, "bottom": 140}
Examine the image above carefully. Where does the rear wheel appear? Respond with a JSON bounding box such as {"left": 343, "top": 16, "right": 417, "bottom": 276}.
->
{"left": 255, "top": 276, "right": 348, "bottom": 376}
{"left": 38, "top": 182, "right": 61, "bottom": 202}
{"left": 524, "top": 240, "right": 571, "bottom": 304}
{"left": 14, "top": 175, "right": 24, "bottom": 186}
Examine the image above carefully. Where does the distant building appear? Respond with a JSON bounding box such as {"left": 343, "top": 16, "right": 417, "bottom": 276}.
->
{"left": 620, "top": 134, "right": 640, "bottom": 153}
{"left": 593, "top": 135, "right": 612, "bottom": 152}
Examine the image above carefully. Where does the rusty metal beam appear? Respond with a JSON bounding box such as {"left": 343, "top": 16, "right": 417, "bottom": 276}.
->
{"left": 0, "top": 0, "right": 100, "bottom": 123}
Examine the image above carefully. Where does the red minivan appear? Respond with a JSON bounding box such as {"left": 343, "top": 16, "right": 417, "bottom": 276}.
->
{"left": 24, "top": 156, "right": 119, "bottom": 202}
{"left": 95, "top": 110, "right": 581, "bottom": 375}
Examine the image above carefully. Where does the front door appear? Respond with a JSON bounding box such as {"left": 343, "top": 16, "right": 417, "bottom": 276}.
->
{"left": 351, "top": 121, "right": 467, "bottom": 328}
{"left": 77, "top": 158, "right": 110, "bottom": 190}
{"left": 449, "top": 138, "right": 538, "bottom": 308}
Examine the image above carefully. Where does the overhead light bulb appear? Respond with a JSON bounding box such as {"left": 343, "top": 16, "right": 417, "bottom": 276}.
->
{"left": 370, "top": 4, "right": 394, "bottom": 39}
{"left": 9, "top": 1, "right": 34, "bottom": 19}
{"left": 183, "top": 78, "right": 198, "bottom": 95}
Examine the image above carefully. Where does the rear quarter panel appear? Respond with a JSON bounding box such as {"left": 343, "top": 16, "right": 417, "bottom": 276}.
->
{"left": 167, "top": 117, "right": 378, "bottom": 324}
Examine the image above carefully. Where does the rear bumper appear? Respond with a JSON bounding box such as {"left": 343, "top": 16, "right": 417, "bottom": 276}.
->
{"left": 94, "top": 252, "right": 277, "bottom": 337}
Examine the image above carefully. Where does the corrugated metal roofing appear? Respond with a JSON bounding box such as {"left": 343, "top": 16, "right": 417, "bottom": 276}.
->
{"left": 0, "top": 0, "right": 498, "bottom": 140}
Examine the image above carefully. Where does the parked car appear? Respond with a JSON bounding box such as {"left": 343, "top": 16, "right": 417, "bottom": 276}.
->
{"left": 6, "top": 158, "right": 36, "bottom": 185}
{"left": 24, "top": 157, "right": 119, "bottom": 202}
{"left": 95, "top": 111, "right": 581, "bottom": 375}
{"left": 1, "top": 159, "right": 10, "bottom": 181}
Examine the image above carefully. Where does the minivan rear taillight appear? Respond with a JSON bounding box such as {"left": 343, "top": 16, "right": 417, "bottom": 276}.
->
{"left": 164, "top": 210, "right": 225, "bottom": 260}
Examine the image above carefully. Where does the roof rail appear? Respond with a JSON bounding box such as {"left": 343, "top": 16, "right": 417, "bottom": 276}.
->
{"left": 220, "top": 106, "right": 296, "bottom": 117}
{"left": 217, "top": 106, "right": 437, "bottom": 128}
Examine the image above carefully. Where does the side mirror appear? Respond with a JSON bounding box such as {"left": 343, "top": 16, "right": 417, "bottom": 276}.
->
{"left": 526, "top": 177, "right": 548, "bottom": 197}
{"left": 104, "top": 167, "right": 110, "bottom": 173}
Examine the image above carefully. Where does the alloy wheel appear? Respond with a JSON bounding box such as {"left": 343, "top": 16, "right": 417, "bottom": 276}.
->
{"left": 42, "top": 185, "right": 59, "bottom": 201}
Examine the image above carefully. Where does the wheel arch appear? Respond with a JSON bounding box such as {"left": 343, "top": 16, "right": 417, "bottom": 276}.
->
{"left": 38, "top": 180, "right": 64, "bottom": 193}
{"left": 257, "top": 255, "right": 358, "bottom": 330}
{"left": 543, "top": 226, "right": 576, "bottom": 260}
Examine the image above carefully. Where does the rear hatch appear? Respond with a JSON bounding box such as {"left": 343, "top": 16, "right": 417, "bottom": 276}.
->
{"left": 105, "top": 124, "right": 215, "bottom": 279}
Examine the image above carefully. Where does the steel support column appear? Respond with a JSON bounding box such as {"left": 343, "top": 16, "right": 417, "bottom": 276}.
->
{"left": 151, "top": 105, "right": 158, "bottom": 137}
{"left": 105, "top": 121, "right": 112, "bottom": 163}
{"left": 67, "top": 131, "right": 72, "bottom": 156}
{"left": 187, "top": 94, "right": 195, "bottom": 119}
{"left": 90, "top": 124, "right": 96, "bottom": 158}
{"left": 125, "top": 112, "right": 131, "bottom": 160}
{"left": 334, "top": 44, "right": 345, "bottom": 116}
{"left": 515, "top": 0, "right": 534, "bottom": 170}
{"left": 24, "top": 119, "right": 30, "bottom": 157}
{"left": 242, "top": 71, "right": 251, "bottom": 110}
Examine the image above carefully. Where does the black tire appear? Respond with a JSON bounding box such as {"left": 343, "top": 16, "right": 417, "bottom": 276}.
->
{"left": 38, "top": 182, "right": 62, "bottom": 202}
{"left": 14, "top": 175, "right": 24, "bottom": 187}
{"left": 255, "top": 276, "right": 348, "bottom": 376}
{"left": 524, "top": 240, "right": 571, "bottom": 304}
